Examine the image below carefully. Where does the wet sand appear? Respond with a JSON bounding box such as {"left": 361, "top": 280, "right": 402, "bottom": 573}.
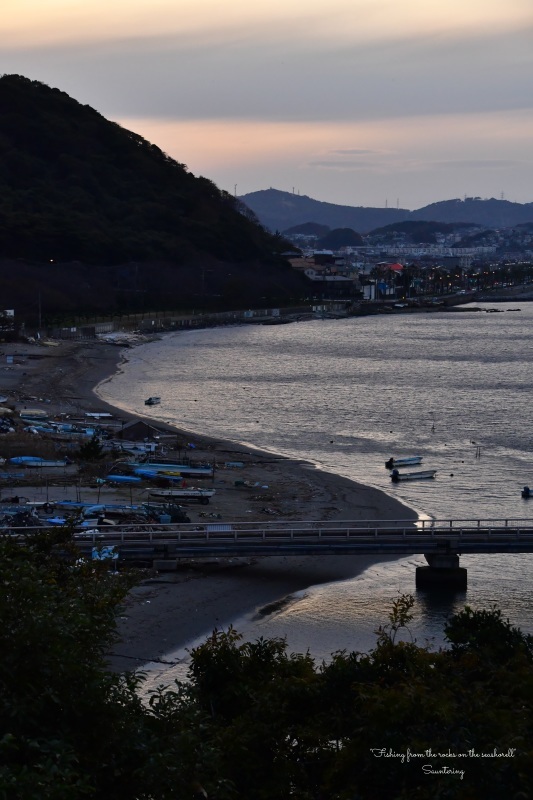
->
{"left": 0, "top": 337, "right": 417, "bottom": 673}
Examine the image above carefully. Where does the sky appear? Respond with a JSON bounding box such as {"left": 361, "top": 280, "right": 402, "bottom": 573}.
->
{"left": 2, "top": 0, "right": 533, "bottom": 210}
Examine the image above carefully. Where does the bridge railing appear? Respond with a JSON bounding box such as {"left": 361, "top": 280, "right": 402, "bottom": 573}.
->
{"left": 3, "top": 518, "right": 533, "bottom": 545}
{"left": 416, "top": 518, "right": 533, "bottom": 531}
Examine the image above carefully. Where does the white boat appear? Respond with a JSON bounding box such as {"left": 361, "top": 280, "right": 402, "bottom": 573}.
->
{"left": 385, "top": 456, "right": 422, "bottom": 469}
{"left": 144, "top": 396, "right": 161, "bottom": 406}
{"left": 391, "top": 468, "right": 436, "bottom": 482}
{"left": 147, "top": 487, "right": 216, "bottom": 504}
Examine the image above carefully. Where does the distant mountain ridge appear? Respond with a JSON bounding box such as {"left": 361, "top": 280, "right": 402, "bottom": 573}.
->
{"left": 240, "top": 189, "right": 533, "bottom": 234}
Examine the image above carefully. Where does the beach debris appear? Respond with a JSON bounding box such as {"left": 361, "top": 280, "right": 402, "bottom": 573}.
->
{"left": 91, "top": 545, "right": 118, "bottom": 562}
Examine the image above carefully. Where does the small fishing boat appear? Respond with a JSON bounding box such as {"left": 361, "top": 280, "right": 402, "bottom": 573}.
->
{"left": 9, "top": 456, "right": 70, "bottom": 468}
{"left": 391, "top": 468, "right": 436, "bottom": 482}
{"left": 19, "top": 409, "right": 49, "bottom": 420}
{"left": 522, "top": 486, "right": 531, "bottom": 499}
{"left": 385, "top": 456, "right": 423, "bottom": 469}
{"left": 24, "top": 460, "right": 71, "bottom": 468}
{"left": 144, "top": 396, "right": 161, "bottom": 406}
{"left": 134, "top": 470, "right": 184, "bottom": 483}
{"left": 147, "top": 487, "right": 216, "bottom": 504}
{"left": 105, "top": 474, "right": 143, "bottom": 484}
{"left": 130, "top": 462, "right": 214, "bottom": 477}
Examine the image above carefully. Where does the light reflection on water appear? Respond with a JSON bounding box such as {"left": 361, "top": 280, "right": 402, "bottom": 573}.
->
{"left": 99, "top": 305, "right": 533, "bottom": 677}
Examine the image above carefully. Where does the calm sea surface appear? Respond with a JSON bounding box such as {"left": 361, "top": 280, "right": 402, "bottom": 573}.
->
{"left": 98, "top": 303, "right": 533, "bottom": 666}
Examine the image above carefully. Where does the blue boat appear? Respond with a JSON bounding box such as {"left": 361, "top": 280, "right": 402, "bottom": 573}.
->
{"left": 105, "top": 474, "right": 142, "bottom": 484}
{"left": 127, "top": 461, "right": 214, "bottom": 477}
{"left": 10, "top": 456, "right": 46, "bottom": 463}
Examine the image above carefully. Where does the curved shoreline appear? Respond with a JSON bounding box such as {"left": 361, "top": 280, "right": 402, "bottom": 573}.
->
{"left": 3, "top": 337, "right": 418, "bottom": 674}
{"left": 90, "top": 338, "right": 419, "bottom": 675}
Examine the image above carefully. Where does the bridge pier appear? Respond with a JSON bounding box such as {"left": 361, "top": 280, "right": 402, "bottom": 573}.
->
{"left": 416, "top": 553, "right": 467, "bottom": 590}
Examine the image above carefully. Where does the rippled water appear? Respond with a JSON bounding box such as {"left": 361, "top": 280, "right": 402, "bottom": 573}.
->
{"left": 98, "top": 303, "right": 533, "bottom": 665}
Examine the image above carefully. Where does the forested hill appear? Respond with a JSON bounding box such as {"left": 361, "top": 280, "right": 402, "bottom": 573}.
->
{"left": 0, "top": 75, "right": 305, "bottom": 316}
{"left": 241, "top": 188, "right": 533, "bottom": 233}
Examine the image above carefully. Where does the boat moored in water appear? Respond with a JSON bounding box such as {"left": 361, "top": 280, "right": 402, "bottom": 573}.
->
{"left": 385, "top": 456, "right": 423, "bottom": 469}
{"left": 391, "top": 468, "right": 436, "bottom": 482}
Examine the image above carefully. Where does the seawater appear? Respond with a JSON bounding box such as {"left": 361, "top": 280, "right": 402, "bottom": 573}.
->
{"left": 98, "top": 303, "right": 533, "bottom": 666}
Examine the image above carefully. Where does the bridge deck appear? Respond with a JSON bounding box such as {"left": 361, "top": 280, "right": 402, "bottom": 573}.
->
{"left": 5, "top": 518, "right": 533, "bottom": 561}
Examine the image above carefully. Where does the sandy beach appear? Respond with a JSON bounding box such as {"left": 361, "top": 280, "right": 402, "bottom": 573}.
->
{"left": 0, "top": 336, "right": 417, "bottom": 674}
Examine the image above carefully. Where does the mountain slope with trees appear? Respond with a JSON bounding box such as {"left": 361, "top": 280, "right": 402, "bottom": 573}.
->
{"left": 0, "top": 75, "right": 306, "bottom": 317}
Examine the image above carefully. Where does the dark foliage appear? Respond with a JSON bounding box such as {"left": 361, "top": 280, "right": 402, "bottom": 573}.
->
{"left": 317, "top": 227, "right": 364, "bottom": 248}
{"left": 282, "top": 223, "right": 331, "bottom": 237}
{"left": 3, "top": 528, "right": 533, "bottom": 799}
{"left": 367, "top": 220, "right": 474, "bottom": 243}
{"left": 0, "top": 75, "right": 307, "bottom": 316}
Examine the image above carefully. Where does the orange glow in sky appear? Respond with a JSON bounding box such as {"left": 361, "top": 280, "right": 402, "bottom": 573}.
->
{"left": 1, "top": 0, "right": 532, "bottom": 207}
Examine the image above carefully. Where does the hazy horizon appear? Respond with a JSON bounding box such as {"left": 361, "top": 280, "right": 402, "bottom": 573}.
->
{"left": 2, "top": 1, "right": 532, "bottom": 209}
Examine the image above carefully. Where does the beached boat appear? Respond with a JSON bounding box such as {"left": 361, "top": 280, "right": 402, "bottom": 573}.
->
{"left": 144, "top": 396, "right": 161, "bottom": 406}
{"left": 19, "top": 409, "right": 49, "bottom": 420}
{"left": 55, "top": 501, "right": 146, "bottom": 517}
{"left": 147, "top": 487, "right": 216, "bottom": 504}
{"left": 385, "top": 456, "right": 423, "bottom": 469}
{"left": 9, "top": 456, "right": 70, "bottom": 468}
{"left": 133, "top": 469, "right": 184, "bottom": 483}
{"left": 391, "top": 468, "right": 436, "bottom": 482}
{"left": 129, "top": 462, "right": 214, "bottom": 477}
{"left": 24, "top": 459, "right": 71, "bottom": 468}
{"left": 105, "top": 474, "right": 143, "bottom": 484}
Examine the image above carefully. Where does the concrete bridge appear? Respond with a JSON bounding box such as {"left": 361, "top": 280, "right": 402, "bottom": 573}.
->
{"left": 12, "top": 517, "right": 533, "bottom": 588}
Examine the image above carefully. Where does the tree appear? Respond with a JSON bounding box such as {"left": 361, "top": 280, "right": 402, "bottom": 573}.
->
{"left": 0, "top": 526, "right": 205, "bottom": 799}
{"left": 3, "top": 525, "right": 533, "bottom": 799}
{"left": 174, "top": 597, "right": 533, "bottom": 799}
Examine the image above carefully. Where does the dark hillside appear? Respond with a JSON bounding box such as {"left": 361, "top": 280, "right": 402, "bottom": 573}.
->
{"left": 366, "top": 220, "right": 476, "bottom": 243}
{"left": 317, "top": 228, "right": 364, "bottom": 248}
{"left": 0, "top": 75, "right": 307, "bottom": 315}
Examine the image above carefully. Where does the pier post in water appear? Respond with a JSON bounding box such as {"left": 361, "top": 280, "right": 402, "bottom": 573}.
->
{"left": 416, "top": 552, "right": 467, "bottom": 590}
